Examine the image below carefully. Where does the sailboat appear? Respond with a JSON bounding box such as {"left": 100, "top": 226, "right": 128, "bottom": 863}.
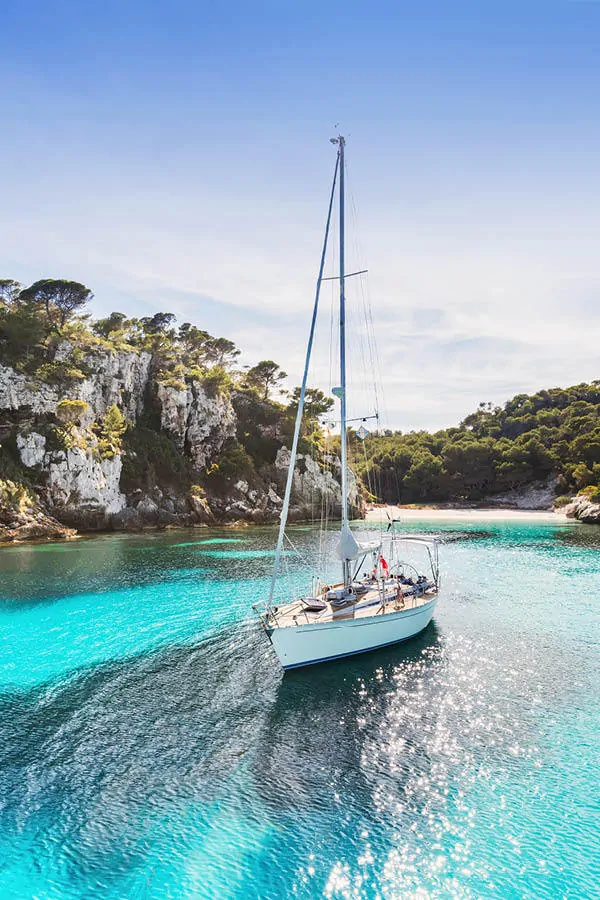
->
{"left": 254, "top": 136, "right": 440, "bottom": 670}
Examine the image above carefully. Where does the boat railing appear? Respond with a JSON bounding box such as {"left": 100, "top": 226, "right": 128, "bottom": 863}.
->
{"left": 252, "top": 599, "right": 269, "bottom": 617}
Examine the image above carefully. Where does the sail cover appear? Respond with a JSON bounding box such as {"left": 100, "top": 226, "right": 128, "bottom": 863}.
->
{"left": 336, "top": 524, "right": 381, "bottom": 561}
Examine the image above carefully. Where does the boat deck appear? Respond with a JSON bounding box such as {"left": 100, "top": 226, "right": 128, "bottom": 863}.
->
{"left": 269, "top": 581, "right": 438, "bottom": 629}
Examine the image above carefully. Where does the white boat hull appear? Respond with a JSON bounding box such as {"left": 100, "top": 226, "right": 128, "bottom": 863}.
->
{"left": 268, "top": 597, "right": 437, "bottom": 670}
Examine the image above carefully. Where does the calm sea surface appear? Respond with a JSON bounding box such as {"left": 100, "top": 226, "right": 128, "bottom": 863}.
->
{"left": 0, "top": 519, "right": 598, "bottom": 899}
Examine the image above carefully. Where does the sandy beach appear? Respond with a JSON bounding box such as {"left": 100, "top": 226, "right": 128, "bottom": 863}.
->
{"left": 366, "top": 506, "right": 569, "bottom": 523}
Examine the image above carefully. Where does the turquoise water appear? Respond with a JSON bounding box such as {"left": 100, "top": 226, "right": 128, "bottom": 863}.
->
{"left": 0, "top": 519, "right": 598, "bottom": 899}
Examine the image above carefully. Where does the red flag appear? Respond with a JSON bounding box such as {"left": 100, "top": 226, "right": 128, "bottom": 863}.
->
{"left": 380, "top": 556, "right": 389, "bottom": 576}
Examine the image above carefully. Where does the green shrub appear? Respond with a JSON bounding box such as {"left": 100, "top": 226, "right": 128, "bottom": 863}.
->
{"left": 578, "top": 484, "right": 600, "bottom": 503}
{"left": 53, "top": 425, "right": 89, "bottom": 453}
{"left": 159, "top": 377, "right": 186, "bottom": 391}
{"left": 202, "top": 365, "right": 231, "bottom": 397}
{"left": 205, "top": 442, "right": 254, "bottom": 483}
{"left": 0, "top": 478, "right": 37, "bottom": 515}
{"left": 97, "top": 405, "right": 127, "bottom": 459}
{"left": 553, "top": 495, "right": 572, "bottom": 508}
{"left": 36, "top": 361, "right": 87, "bottom": 385}
{"left": 186, "top": 367, "right": 205, "bottom": 382}
{"left": 56, "top": 399, "right": 90, "bottom": 425}
{"left": 121, "top": 425, "right": 191, "bottom": 492}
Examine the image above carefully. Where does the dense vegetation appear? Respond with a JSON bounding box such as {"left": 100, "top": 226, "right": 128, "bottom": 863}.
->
{"left": 0, "top": 277, "right": 333, "bottom": 496}
{"left": 2, "top": 277, "right": 598, "bottom": 508}
{"left": 352, "top": 385, "right": 600, "bottom": 505}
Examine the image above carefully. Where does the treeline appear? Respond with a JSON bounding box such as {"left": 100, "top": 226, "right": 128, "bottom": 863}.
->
{"left": 352, "top": 384, "right": 600, "bottom": 504}
{"left": 1, "top": 277, "right": 244, "bottom": 389}
{"left": 0, "top": 277, "right": 333, "bottom": 492}
{"left": 3, "top": 278, "right": 599, "bottom": 505}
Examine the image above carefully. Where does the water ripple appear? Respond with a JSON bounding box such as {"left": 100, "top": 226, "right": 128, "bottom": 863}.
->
{"left": 0, "top": 523, "right": 598, "bottom": 898}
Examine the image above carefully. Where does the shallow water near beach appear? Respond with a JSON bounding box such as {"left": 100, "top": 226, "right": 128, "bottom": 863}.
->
{"left": 0, "top": 518, "right": 598, "bottom": 899}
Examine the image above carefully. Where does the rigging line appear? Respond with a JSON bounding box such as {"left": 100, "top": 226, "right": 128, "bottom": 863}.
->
{"left": 355, "top": 270, "right": 382, "bottom": 422}
{"left": 310, "top": 419, "right": 317, "bottom": 533}
{"left": 345, "top": 161, "right": 384, "bottom": 424}
{"left": 283, "top": 533, "right": 311, "bottom": 576}
{"left": 283, "top": 532, "right": 302, "bottom": 555}
{"left": 328, "top": 208, "right": 337, "bottom": 397}
{"left": 347, "top": 163, "right": 388, "bottom": 428}
{"left": 346, "top": 177, "right": 386, "bottom": 511}
{"left": 268, "top": 149, "right": 340, "bottom": 609}
{"left": 364, "top": 283, "right": 386, "bottom": 417}
{"left": 321, "top": 269, "right": 368, "bottom": 281}
{"left": 361, "top": 431, "right": 374, "bottom": 500}
{"left": 319, "top": 427, "right": 333, "bottom": 572}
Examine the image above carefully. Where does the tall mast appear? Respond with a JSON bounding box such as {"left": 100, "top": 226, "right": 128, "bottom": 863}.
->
{"left": 338, "top": 136, "right": 350, "bottom": 583}
{"left": 267, "top": 148, "right": 340, "bottom": 610}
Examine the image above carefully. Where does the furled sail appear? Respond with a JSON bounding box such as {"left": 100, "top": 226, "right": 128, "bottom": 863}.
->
{"left": 336, "top": 523, "right": 381, "bottom": 561}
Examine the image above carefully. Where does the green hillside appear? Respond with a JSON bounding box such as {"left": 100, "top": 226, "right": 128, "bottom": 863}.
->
{"left": 352, "top": 383, "right": 600, "bottom": 505}
{"left": 2, "top": 277, "right": 599, "bottom": 511}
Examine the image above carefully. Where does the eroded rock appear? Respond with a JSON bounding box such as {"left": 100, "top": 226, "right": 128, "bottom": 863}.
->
{"left": 156, "top": 380, "right": 236, "bottom": 468}
{"left": 45, "top": 448, "right": 126, "bottom": 519}
{"left": 17, "top": 432, "right": 46, "bottom": 468}
{"left": 563, "top": 495, "right": 600, "bottom": 524}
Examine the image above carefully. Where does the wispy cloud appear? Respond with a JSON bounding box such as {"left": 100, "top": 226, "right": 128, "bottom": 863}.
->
{"left": 2, "top": 0, "right": 599, "bottom": 430}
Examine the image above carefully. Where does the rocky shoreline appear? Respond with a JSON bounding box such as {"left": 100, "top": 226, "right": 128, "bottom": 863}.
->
{"left": 562, "top": 494, "right": 600, "bottom": 524}
{"left": 5, "top": 491, "right": 600, "bottom": 547}
{"left": 0, "top": 448, "right": 357, "bottom": 544}
{"left": 2, "top": 344, "right": 598, "bottom": 545}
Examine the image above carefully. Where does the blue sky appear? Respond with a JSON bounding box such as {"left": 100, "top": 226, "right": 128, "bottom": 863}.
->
{"left": 2, "top": 0, "right": 600, "bottom": 429}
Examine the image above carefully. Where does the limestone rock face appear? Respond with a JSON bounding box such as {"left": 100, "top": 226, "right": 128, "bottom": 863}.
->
{"left": 563, "top": 495, "right": 600, "bottom": 524}
{"left": 78, "top": 350, "right": 152, "bottom": 423}
{"left": 16, "top": 432, "right": 46, "bottom": 468}
{"left": 17, "top": 428, "right": 125, "bottom": 524}
{"left": 0, "top": 365, "right": 62, "bottom": 416}
{"left": 0, "top": 351, "right": 151, "bottom": 426}
{"left": 0, "top": 350, "right": 353, "bottom": 535}
{"left": 44, "top": 448, "right": 126, "bottom": 522}
{"left": 274, "top": 447, "right": 363, "bottom": 519}
{"left": 157, "top": 380, "right": 236, "bottom": 468}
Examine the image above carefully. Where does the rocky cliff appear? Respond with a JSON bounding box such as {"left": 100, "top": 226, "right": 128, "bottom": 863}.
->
{"left": 0, "top": 349, "right": 357, "bottom": 541}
